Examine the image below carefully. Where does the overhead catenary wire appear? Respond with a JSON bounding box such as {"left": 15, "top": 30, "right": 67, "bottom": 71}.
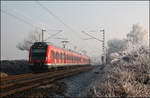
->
{"left": 12, "top": 9, "right": 36, "bottom": 24}
{"left": 35, "top": 1, "right": 96, "bottom": 55}
{"left": 1, "top": 9, "right": 35, "bottom": 28}
{"left": 81, "top": 31, "right": 103, "bottom": 42}
{"left": 1, "top": 8, "right": 99, "bottom": 59}
{"left": 35, "top": 1, "right": 87, "bottom": 50}
{"left": 35, "top": 2, "right": 80, "bottom": 48}
{"left": 2, "top": 3, "right": 104, "bottom": 63}
{"left": 1, "top": 9, "right": 66, "bottom": 41}
{"left": 44, "top": 30, "right": 63, "bottom": 41}
{"left": 35, "top": 1, "right": 80, "bottom": 36}
{"left": 1, "top": 7, "right": 84, "bottom": 53}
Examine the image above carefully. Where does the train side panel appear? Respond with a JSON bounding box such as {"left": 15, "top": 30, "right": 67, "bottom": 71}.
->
{"left": 29, "top": 42, "right": 91, "bottom": 72}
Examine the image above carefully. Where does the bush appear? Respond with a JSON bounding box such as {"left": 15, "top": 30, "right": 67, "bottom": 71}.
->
{"left": 84, "top": 51, "right": 150, "bottom": 97}
{"left": 0, "top": 60, "right": 32, "bottom": 75}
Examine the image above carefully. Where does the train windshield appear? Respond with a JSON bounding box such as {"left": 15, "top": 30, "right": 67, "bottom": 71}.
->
{"left": 32, "top": 49, "right": 46, "bottom": 53}
{"left": 31, "top": 47, "right": 47, "bottom": 60}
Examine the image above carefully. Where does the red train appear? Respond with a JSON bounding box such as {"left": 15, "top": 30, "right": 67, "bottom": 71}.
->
{"left": 29, "top": 42, "right": 90, "bottom": 71}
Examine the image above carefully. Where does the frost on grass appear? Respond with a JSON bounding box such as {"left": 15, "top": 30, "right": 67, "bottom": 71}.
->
{"left": 84, "top": 23, "right": 150, "bottom": 97}
{"left": 0, "top": 60, "right": 31, "bottom": 75}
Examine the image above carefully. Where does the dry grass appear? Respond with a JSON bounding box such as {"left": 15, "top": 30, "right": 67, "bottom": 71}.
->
{"left": 0, "top": 72, "right": 8, "bottom": 78}
{"left": 11, "top": 82, "right": 67, "bottom": 97}
{"left": 0, "top": 60, "right": 31, "bottom": 75}
{"left": 84, "top": 51, "right": 150, "bottom": 97}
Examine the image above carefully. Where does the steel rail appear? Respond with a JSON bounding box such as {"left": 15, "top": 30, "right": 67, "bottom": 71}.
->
{"left": 0, "top": 66, "right": 93, "bottom": 97}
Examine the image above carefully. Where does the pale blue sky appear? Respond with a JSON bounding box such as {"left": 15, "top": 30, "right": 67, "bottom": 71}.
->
{"left": 1, "top": 1, "right": 149, "bottom": 60}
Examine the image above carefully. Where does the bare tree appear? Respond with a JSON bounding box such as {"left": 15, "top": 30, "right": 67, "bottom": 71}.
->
{"left": 16, "top": 29, "right": 40, "bottom": 51}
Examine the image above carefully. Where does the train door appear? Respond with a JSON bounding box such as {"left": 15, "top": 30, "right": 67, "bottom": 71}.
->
{"left": 72, "top": 54, "right": 74, "bottom": 64}
{"left": 46, "top": 46, "right": 51, "bottom": 64}
{"left": 52, "top": 50, "right": 56, "bottom": 65}
{"left": 58, "top": 52, "right": 60, "bottom": 64}
{"left": 60, "top": 52, "right": 62, "bottom": 64}
{"left": 56, "top": 51, "right": 59, "bottom": 64}
{"left": 66, "top": 54, "right": 68, "bottom": 64}
{"left": 64, "top": 52, "right": 66, "bottom": 64}
{"left": 62, "top": 52, "right": 64, "bottom": 64}
{"left": 71, "top": 54, "right": 73, "bottom": 64}
{"left": 58, "top": 52, "right": 61, "bottom": 64}
{"left": 29, "top": 48, "right": 32, "bottom": 64}
{"left": 81, "top": 56, "right": 83, "bottom": 64}
{"left": 68, "top": 54, "right": 70, "bottom": 64}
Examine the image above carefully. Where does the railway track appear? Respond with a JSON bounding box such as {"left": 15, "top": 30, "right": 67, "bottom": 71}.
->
{"left": 0, "top": 66, "right": 93, "bottom": 97}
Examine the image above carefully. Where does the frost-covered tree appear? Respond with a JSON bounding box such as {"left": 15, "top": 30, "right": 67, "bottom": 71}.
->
{"left": 125, "top": 23, "right": 149, "bottom": 53}
{"left": 106, "top": 23, "right": 149, "bottom": 63}
{"left": 84, "top": 23, "right": 149, "bottom": 97}
{"left": 107, "top": 39, "right": 127, "bottom": 55}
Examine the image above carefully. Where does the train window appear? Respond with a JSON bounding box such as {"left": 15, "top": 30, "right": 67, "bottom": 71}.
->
{"left": 32, "top": 48, "right": 46, "bottom": 53}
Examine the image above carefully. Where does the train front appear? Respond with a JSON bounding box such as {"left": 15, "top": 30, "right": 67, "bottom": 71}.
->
{"left": 29, "top": 42, "right": 49, "bottom": 72}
